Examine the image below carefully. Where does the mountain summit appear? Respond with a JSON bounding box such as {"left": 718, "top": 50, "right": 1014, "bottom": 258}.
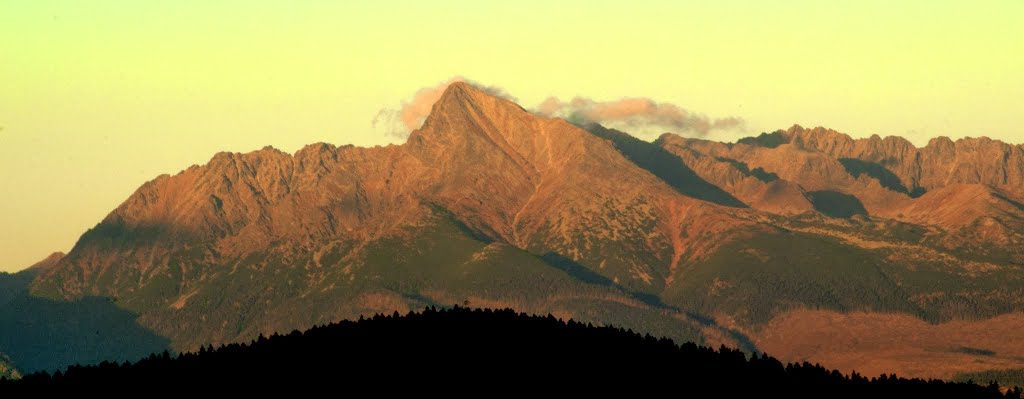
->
{"left": 15, "top": 81, "right": 1024, "bottom": 380}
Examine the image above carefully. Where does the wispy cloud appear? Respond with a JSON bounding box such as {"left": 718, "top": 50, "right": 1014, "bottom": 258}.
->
{"left": 534, "top": 96, "right": 744, "bottom": 136}
{"left": 373, "top": 77, "right": 516, "bottom": 139}
{"left": 374, "top": 78, "right": 742, "bottom": 139}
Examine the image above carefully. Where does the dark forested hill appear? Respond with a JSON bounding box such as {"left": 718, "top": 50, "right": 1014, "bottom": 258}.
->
{"left": 0, "top": 270, "right": 169, "bottom": 373}
{"left": 2, "top": 307, "right": 1020, "bottom": 398}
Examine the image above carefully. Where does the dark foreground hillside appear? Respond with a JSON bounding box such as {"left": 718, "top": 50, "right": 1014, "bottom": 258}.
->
{"left": 2, "top": 307, "right": 1020, "bottom": 397}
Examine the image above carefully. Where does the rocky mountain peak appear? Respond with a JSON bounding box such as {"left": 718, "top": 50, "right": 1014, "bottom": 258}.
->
{"left": 26, "top": 252, "right": 65, "bottom": 273}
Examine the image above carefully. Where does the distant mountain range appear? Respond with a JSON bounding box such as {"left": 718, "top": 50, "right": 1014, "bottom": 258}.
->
{"left": 5, "top": 82, "right": 1024, "bottom": 380}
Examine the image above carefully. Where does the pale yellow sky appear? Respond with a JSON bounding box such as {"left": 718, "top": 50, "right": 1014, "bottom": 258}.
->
{"left": 1, "top": 1, "right": 1022, "bottom": 271}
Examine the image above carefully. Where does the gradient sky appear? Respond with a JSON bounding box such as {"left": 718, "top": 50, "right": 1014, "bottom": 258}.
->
{"left": 1, "top": 1, "right": 1022, "bottom": 272}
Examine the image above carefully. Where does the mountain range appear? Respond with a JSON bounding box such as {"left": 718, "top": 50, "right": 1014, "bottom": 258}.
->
{"left": 4, "top": 81, "right": 1024, "bottom": 380}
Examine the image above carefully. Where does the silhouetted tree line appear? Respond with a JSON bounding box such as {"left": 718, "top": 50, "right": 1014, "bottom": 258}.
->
{"left": 959, "top": 369, "right": 1024, "bottom": 393}
{"left": 1, "top": 306, "right": 1020, "bottom": 397}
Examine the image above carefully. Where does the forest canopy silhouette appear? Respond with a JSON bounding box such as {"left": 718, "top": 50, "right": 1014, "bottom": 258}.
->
{"left": 1, "top": 307, "right": 1020, "bottom": 398}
